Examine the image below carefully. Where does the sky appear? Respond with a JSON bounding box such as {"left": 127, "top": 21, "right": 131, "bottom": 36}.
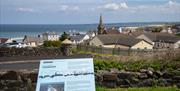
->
{"left": 0, "top": 0, "right": 180, "bottom": 24}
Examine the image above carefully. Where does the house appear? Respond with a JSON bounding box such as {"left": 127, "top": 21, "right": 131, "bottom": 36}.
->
{"left": 161, "top": 27, "right": 173, "bottom": 34}
{"left": 0, "top": 38, "right": 17, "bottom": 43}
{"left": 89, "top": 34, "right": 153, "bottom": 49}
{"left": 103, "top": 27, "right": 120, "bottom": 34}
{"left": 62, "top": 39, "right": 73, "bottom": 44}
{"left": 23, "top": 36, "right": 43, "bottom": 47}
{"left": 136, "top": 33, "right": 180, "bottom": 49}
{"left": 86, "top": 30, "right": 96, "bottom": 39}
{"left": 120, "top": 27, "right": 139, "bottom": 34}
{"left": 0, "top": 38, "right": 8, "bottom": 43}
{"left": 42, "top": 32, "right": 60, "bottom": 41}
{"left": 171, "top": 24, "right": 180, "bottom": 34}
{"left": 70, "top": 34, "right": 90, "bottom": 44}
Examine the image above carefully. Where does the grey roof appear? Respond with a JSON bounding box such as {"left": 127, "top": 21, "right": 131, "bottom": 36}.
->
{"left": 96, "top": 34, "right": 143, "bottom": 47}
{"left": 143, "top": 33, "right": 180, "bottom": 43}
{"left": 70, "top": 34, "right": 86, "bottom": 41}
{"left": 23, "top": 36, "right": 43, "bottom": 43}
{"left": 131, "top": 31, "right": 145, "bottom": 37}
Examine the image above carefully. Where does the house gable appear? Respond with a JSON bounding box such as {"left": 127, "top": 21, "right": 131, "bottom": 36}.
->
{"left": 174, "top": 40, "right": 180, "bottom": 48}
{"left": 89, "top": 36, "right": 104, "bottom": 47}
{"left": 131, "top": 40, "right": 153, "bottom": 49}
{"left": 137, "top": 34, "right": 154, "bottom": 45}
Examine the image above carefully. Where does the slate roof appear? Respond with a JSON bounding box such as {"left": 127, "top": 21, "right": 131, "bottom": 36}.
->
{"left": 23, "top": 36, "right": 43, "bottom": 43}
{"left": 96, "top": 34, "right": 144, "bottom": 47}
{"left": 130, "top": 31, "right": 145, "bottom": 37}
{"left": 70, "top": 34, "right": 86, "bottom": 41}
{"left": 143, "top": 33, "right": 180, "bottom": 43}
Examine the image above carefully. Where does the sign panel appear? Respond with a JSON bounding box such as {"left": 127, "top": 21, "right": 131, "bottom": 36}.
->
{"left": 36, "top": 58, "right": 95, "bottom": 91}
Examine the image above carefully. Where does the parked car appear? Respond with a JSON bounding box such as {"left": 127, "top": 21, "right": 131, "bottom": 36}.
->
{"left": 1, "top": 42, "right": 28, "bottom": 48}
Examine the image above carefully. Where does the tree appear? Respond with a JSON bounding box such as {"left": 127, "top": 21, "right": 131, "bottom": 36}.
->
{"left": 60, "top": 32, "right": 68, "bottom": 41}
{"left": 151, "top": 27, "right": 163, "bottom": 32}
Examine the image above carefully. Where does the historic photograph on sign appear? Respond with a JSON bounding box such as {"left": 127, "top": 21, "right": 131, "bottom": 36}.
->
{"left": 40, "top": 82, "right": 64, "bottom": 91}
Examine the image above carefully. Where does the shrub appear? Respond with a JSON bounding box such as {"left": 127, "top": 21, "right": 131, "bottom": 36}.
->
{"left": 43, "top": 41, "right": 61, "bottom": 47}
{"left": 60, "top": 32, "right": 68, "bottom": 41}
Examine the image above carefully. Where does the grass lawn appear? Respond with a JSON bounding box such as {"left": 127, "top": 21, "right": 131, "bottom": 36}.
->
{"left": 96, "top": 87, "right": 180, "bottom": 91}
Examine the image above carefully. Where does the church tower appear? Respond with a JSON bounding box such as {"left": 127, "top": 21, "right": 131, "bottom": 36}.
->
{"left": 97, "top": 14, "right": 105, "bottom": 34}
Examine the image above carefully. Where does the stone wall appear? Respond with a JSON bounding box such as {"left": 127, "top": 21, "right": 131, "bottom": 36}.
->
{"left": 96, "top": 68, "right": 180, "bottom": 88}
{"left": 0, "top": 69, "right": 179, "bottom": 91}
{"left": 0, "top": 70, "right": 38, "bottom": 91}
{"left": 0, "top": 44, "right": 73, "bottom": 57}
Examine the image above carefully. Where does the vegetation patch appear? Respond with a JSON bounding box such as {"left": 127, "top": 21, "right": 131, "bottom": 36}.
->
{"left": 96, "top": 87, "right": 180, "bottom": 91}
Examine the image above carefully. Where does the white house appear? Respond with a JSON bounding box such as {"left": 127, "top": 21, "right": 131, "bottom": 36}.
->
{"left": 42, "top": 32, "right": 60, "bottom": 41}
{"left": 86, "top": 30, "right": 96, "bottom": 39}
{"left": 161, "top": 27, "right": 173, "bottom": 34}
{"left": 70, "top": 34, "right": 90, "bottom": 44}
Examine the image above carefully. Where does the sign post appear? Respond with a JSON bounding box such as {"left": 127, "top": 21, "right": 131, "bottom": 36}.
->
{"left": 36, "top": 58, "right": 95, "bottom": 91}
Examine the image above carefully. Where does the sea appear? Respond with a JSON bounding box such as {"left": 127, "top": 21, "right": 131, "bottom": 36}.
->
{"left": 0, "top": 22, "right": 179, "bottom": 38}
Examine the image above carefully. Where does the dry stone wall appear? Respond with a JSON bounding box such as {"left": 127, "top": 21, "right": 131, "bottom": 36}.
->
{"left": 0, "top": 69, "right": 180, "bottom": 91}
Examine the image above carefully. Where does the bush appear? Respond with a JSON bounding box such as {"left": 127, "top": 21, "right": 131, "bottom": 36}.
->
{"left": 60, "top": 32, "right": 68, "bottom": 41}
{"left": 150, "top": 27, "right": 163, "bottom": 32}
{"left": 43, "top": 41, "right": 61, "bottom": 47}
{"left": 94, "top": 57, "right": 180, "bottom": 75}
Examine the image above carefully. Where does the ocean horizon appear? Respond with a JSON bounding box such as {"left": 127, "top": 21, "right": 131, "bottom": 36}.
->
{"left": 0, "top": 22, "right": 179, "bottom": 38}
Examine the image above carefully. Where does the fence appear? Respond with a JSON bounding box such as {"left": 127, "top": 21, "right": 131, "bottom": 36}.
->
{"left": 77, "top": 45, "right": 180, "bottom": 56}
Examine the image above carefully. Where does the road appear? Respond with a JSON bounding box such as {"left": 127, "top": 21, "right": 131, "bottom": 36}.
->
{"left": 0, "top": 54, "right": 92, "bottom": 70}
{"left": 0, "top": 60, "right": 40, "bottom": 70}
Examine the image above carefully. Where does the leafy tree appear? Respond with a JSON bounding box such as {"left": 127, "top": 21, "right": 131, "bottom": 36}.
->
{"left": 151, "top": 27, "right": 163, "bottom": 32}
{"left": 60, "top": 32, "right": 68, "bottom": 41}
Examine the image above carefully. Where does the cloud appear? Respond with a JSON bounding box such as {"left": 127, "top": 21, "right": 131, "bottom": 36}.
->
{"left": 59, "top": 5, "right": 69, "bottom": 11}
{"left": 135, "top": 1, "right": 180, "bottom": 11}
{"left": 99, "top": 2, "right": 128, "bottom": 11}
{"left": 168, "top": 1, "right": 175, "bottom": 5}
{"left": 71, "top": 6, "right": 79, "bottom": 11}
{"left": 59, "top": 5, "right": 79, "bottom": 11}
{"left": 166, "top": 0, "right": 180, "bottom": 8}
{"left": 16, "top": 8, "right": 35, "bottom": 12}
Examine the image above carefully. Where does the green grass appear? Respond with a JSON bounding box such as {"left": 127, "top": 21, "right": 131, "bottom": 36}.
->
{"left": 94, "top": 58, "right": 180, "bottom": 74}
{"left": 176, "top": 33, "right": 180, "bottom": 37}
{"left": 96, "top": 87, "right": 180, "bottom": 91}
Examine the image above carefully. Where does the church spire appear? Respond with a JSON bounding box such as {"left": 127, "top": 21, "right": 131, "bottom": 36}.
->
{"left": 98, "top": 14, "right": 105, "bottom": 34}
{"left": 99, "top": 13, "right": 103, "bottom": 25}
